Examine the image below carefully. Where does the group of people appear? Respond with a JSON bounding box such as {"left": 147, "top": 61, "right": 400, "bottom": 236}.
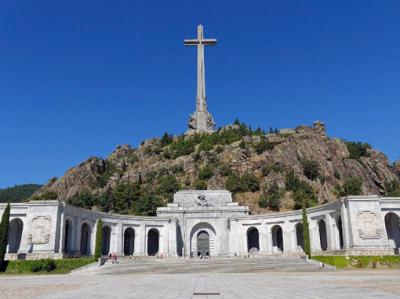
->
{"left": 108, "top": 252, "right": 118, "bottom": 264}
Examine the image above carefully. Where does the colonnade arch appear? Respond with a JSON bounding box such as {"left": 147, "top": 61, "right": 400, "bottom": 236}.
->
{"left": 8, "top": 218, "right": 23, "bottom": 253}
{"left": 80, "top": 223, "right": 91, "bottom": 255}
{"left": 124, "top": 227, "right": 135, "bottom": 256}
{"left": 318, "top": 219, "right": 328, "bottom": 251}
{"left": 247, "top": 227, "right": 260, "bottom": 253}
{"left": 63, "top": 219, "right": 73, "bottom": 253}
{"left": 147, "top": 228, "right": 159, "bottom": 256}
{"left": 102, "top": 225, "right": 111, "bottom": 255}
{"left": 385, "top": 212, "right": 400, "bottom": 251}
{"left": 271, "top": 225, "right": 283, "bottom": 252}
{"left": 336, "top": 216, "right": 344, "bottom": 249}
{"left": 295, "top": 223, "right": 304, "bottom": 251}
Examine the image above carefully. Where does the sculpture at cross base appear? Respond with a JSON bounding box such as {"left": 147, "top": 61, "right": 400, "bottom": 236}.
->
{"left": 184, "top": 24, "right": 216, "bottom": 134}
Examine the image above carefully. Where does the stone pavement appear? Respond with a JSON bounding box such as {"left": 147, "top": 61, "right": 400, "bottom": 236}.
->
{"left": 1, "top": 270, "right": 400, "bottom": 299}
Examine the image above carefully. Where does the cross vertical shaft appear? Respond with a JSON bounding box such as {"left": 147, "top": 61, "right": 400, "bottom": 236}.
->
{"left": 184, "top": 24, "right": 217, "bottom": 133}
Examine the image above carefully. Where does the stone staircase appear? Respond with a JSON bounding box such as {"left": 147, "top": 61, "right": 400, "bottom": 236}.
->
{"left": 75, "top": 256, "right": 332, "bottom": 275}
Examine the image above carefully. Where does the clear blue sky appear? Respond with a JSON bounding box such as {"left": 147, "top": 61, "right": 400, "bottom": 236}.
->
{"left": 1, "top": 1, "right": 399, "bottom": 188}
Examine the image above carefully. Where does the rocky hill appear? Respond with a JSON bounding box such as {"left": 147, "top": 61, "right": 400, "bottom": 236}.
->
{"left": 32, "top": 121, "right": 400, "bottom": 215}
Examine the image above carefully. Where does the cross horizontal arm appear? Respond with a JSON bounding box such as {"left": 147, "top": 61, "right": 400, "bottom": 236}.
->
{"left": 202, "top": 39, "right": 217, "bottom": 45}
{"left": 184, "top": 39, "right": 217, "bottom": 46}
{"left": 184, "top": 39, "right": 199, "bottom": 45}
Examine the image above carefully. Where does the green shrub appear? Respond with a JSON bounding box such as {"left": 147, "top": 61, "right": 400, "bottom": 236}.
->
{"left": 346, "top": 141, "right": 371, "bottom": 160}
{"left": 168, "top": 136, "right": 196, "bottom": 158}
{"left": 258, "top": 194, "right": 268, "bottom": 208}
{"left": 241, "top": 173, "right": 260, "bottom": 192}
{"left": 135, "top": 192, "right": 161, "bottom": 216}
{"left": 219, "top": 164, "right": 233, "bottom": 177}
{"left": 300, "top": 159, "right": 320, "bottom": 181}
{"left": 67, "top": 190, "right": 95, "bottom": 210}
{"left": 385, "top": 180, "right": 400, "bottom": 197}
{"left": 94, "top": 219, "right": 103, "bottom": 260}
{"left": 194, "top": 179, "right": 208, "bottom": 190}
{"left": 0, "top": 203, "right": 10, "bottom": 271}
{"left": 98, "top": 163, "right": 118, "bottom": 188}
{"left": 31, "top": 191, "right": 58, "bottom": 201}
{"left": 271, "top": 162, "right": 282, "bottom": 173}
{"left": 160, "top": 132, "right": 173, "bottom": 147}
{"left": 226, "top": 173, "right": 260, "bottom": 193}
{"left": 302, "top": 200, "right": 311, "bottom": 259}
{"left": 30, "top": 259, "right": 57, "bottom": 272}
{"left": 226, "top": 174, "right": 242, "bottom": 193}
{"left": 254, "top": 139, "right": 274, "bottom": 154}
{"left": 339, "top": 177, "right": 363, "bottom": 196}
{"left": 285, "top": 171, "right": 317, "bottom": 209}
{"left": 157, "top": 175, "right": 180, "bottom": 203}
{"left": 334, "top": 170, "right": 341, "bottom": 180}
{"left": 261, "top": 165, "right": 272, "bottom": 176}
{"left": 198, "top": 166, "right": 214, "bottom": 180}
{"left": 265, "top": 182, "right": 282, "bottom": 211}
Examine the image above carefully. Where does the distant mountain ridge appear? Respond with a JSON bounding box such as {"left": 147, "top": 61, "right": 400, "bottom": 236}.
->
{"left": 0, "top": 184, "right": 42, "bottom": 203}
{"left": 32, "top": 121, "right": 400, "bottom": 215}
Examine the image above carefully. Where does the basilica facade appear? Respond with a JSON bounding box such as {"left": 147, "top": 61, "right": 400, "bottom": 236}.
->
{"left": 2, "top": 190, "right": 400, "bottom": 260}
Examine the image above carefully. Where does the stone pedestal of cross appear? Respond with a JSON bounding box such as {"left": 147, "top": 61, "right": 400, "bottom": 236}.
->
{"left": 184, "top": 25, "right": 216, "bottom": 134}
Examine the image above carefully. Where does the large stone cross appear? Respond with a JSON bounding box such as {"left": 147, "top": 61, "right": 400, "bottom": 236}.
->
{"left": 184, "top": 25, "right": 216, "bottom": 133}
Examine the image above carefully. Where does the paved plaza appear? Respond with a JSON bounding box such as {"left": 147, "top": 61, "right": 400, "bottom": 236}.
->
{"left": 1, "top": 270, "right": 400, "bottom": 299}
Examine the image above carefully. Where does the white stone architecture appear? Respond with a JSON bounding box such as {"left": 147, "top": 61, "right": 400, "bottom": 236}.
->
{"left": 1, "top": 190, "right": 400, "bottom": 260}
{"left": 185, "top": 25, "right": 216, "bottom": 134}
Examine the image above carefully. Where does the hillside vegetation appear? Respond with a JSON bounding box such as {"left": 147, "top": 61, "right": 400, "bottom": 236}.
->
{"left": 32, "top": 121, "right": 400, "bottom": 215}
{"left": 0, "top": 184, "right": 42, "bottom": 203}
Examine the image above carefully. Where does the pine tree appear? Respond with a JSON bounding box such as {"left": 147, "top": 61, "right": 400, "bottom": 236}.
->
{"left": 302, "top": 200, "right": 311, "bottom": 259}
{"left": 0, "top": 203, "right": 11, "bottom": 271}
{"left": 94, "top": 218, "right": 103, "bottom": 260}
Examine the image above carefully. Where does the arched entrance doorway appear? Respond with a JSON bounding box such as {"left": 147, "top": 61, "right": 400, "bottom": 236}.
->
{"left": 147, "top": 228, "right": 159, "bottom": 256}
{"left": 295, "top": 223, "right": 304, "bottom": 251}
{"left": 318, "top": 219, "right": 328, "bottom": 251}
{"left": 272, "top": 225, "right": 284, "bottom": 252}
{"left": 124, "top": 228, "right": 135, "bottom": 256}
{"left": 63, "top": 219, "right": 73, "bottom": 253}
{"left": 385, "top": 213, "right": 400, "bottom": 251}
{"left": 247, "top": 227, "right": 260, "bottom": 253}
{"left": 80, "top": 223, "right": 91, "bottom": 255}
{"left": 102, "top": 225, "right": 111, "bottom": 255}
{"left": 197, "top": 231, "right": 210, "bottom": 257}
{"left": 8, "top": 218, "right": 23, "bottom": 253}
{"left": 190, "top": 223, "right": 216, "bottom": 257}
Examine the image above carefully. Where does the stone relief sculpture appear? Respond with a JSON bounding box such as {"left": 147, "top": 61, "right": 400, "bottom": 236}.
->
{"left": 357, "top": 211, "right": 381, "bottom": 239}
{"left": 196, "top": 194, "right": 212, "bottom": 207}
{"left": 27, "top": 215, "right": 52, "bottom": 244}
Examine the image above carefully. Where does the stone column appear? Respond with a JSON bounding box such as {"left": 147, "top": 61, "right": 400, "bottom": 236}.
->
{"left": 115, "top": 222, "right": 123, "bottom": 256}
{"left": 341, "top": 200, "right": 351, "bottom": 249}
{"left": 289, "top": 224, "right": 298, "bottom": 252}
{"left": 75, "top": 219, "right": 82, "bottom": 255}
{"left": 259, "top": 228, "right": 268, "bottom": 254}
{"left": 283, "top": 221, "right": 291, "bottom": 252}
{"left": 310, "top": 221, "right": 321, "bottom": 252}
{"left": 325, "top": 214, "right": 334, "bottom": 251}
{"left": 266, "top": 225, "right": 273, "bottom": 254}
{"left": 168, "top": 220, "right": 178, "bottom": 257}
{"left": 134, "top": 224, "right": 146, "bottom": 256}
{"left": 58, "top": 211, "right": 65, "bottom": 254}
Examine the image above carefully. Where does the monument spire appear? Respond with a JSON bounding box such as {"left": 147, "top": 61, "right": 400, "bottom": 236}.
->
{"left": 184, "top": 24, "right": 216, "bottom": 134}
